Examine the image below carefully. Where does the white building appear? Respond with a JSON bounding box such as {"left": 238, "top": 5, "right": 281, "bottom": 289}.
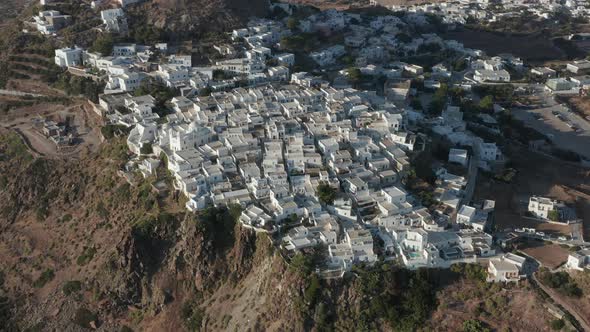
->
{"left": 566, "top": 248, "right": 590, "bottom": 270}
{"left": 566, "top": 60, "right": 590, "bottom": 74}
{"left": 473, "top": 69, "right": 510, "bottom": 83}
{"left": 118, "top": 0, "right": 143, "bottom": 7}
{"left": 54, "top": 47, "right": 83, "bottom": 68}
{"left": 456, "top": 205, "right": 476, "bottom": 225}
{"left": 528, "top": 196, "right": 560, "bottom": 220}
{"left": 449, "top": 148, "right": 468, "bottom": 166}
{"left": 101, "top": 8, "right": 127, "bottom": 33}
{"left": 487, "top": 253, "right": 526, "bottom": 282}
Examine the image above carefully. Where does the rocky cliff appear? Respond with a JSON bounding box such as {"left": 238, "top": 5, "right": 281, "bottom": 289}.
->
{"left": 0, "top": 129, "right": 561, "bottom": 332}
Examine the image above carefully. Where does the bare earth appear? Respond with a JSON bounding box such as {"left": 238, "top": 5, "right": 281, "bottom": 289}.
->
{"left": 0, "top": 101, "right": 102, "bottom": 159}
{"left": 443, "top": 30, "right": 565, "bottom": 61}
{"left": 475, "top": 146, "right": 590, "bottom": 240}
{"left": 428, "top": 279, "right": 555, "bottom": 331}
{"left": 522, "top": 244, "right": 570, "bottom": 270}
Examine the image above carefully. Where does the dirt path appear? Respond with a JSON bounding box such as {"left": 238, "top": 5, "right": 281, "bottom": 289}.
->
{"left": 0, "top": 89, "right": 45, "bottom": 97}
{"left": 533, "top": 273, "right": 590, "bottom": 332}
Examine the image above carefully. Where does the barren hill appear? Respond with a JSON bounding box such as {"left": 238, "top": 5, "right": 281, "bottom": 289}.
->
{"left": 131, "top": 0, "right": 270, "bottom": 36}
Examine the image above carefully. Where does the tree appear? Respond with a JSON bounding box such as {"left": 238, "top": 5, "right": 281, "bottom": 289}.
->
{"left": 547, "top": 209, "right": 559, "bottom": 221}
{"left": 140, "top": 143, "right": 153, "bottom": 155}
{"left": 396, "top": 32, "right": 412, "bottom": 43}
{"left": 287, "top": 17, "right": 299, "bottom": 30}
{"left": 463, "top": 319, "right": 491, "bottom": 332}
{"left": 73, "top": 308, "right": 98, "bottom": 329}
{"left": 550, "top": 319, "right": 565, "bottom": 331}
{"left": 428, "top": 98, "right": 445, "bottom": 115}
{"left": 280, "top": 35, "right": 302, "bottom": 50}
{"left": 317, "top": 182, "right": 336, "bottom": 205}
{"left": 90, "top": 33, "right": 114, "bottom": 56}
{"left": 429, "top": 83, "right": 448, "bottom": 115}
{"left": 290, "top": 252, "right": 313, "bottom": 276}
{"left": 478, "top": 95, "right": 494, "bottom": 112}
{"left": 347, "top": 67, "right": 363, "bottom": 85}
{"left": 410, "top": 99, "right": 423, "bottom": 110}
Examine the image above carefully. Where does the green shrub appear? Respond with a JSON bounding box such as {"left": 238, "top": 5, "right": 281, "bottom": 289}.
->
{"left": 539, "top": 271, "right": 582, "bottom": 297}
{"left": 550, "top": 319, "right": 565, "bottom": 330}
{"left": 463, "top": 319, "right": 491, "bottom": 332}
{"left": 181, "top": 300, "right": 203, "bottom": 332}
{"left": 140, "top": 143, "right": 153, "bottom": 155}
{"left": 62, "top": 280, "right": 82, "bottom": 296}
{"left": 33, "top": 269, "right": 54, "bottom": 288}
{"left": 77, "top": 247, "right": 97, "bottom": 266}
{"left": 72, "top": 308, "right": 97, "bottom": 328}
{"left": 60, "top": 214, "right": 73, "bottom": 223}
{"left": 317, "top": 182, "right": 336, "bottom": 205}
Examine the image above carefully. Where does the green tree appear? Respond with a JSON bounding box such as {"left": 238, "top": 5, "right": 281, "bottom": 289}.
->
{"left": 478, "top": 95, "right": 494, "bottom": 112}
{"left": 90, "top": 33, "right": 114, "bottom": 56}
{"left": 463, "top": 319, "right": 491, "bottom": 332}
{"left": 317, "top": 182, "right": 336, "bottom": 205}
{"left": 73, "top": 308, "right": 98, "bottom": 329}
{"left": 550, "top": 319, "right": 565, "bottom": 330}
{"left": 140, "top": 143, "right": 153, "bottom": 155}
{"left": 347, "top": 67, "right": 363, "bottom": 86}
{"left": 181, "top": 300, "right": 203, "bottom": 332}
{"left": 62, "top": 280, "right": 82, "bottom": 296}
{"left": 33, "top": 269, "right": 55, "bottom": 288}
{"left": 410, "top": 99, "right": 423, "bottom": 110}
{"left": 547, "top": 209, "right": 559, "bottom": 221}
{"left": 304, "top": 274, "right": 321, "bottom": 305}
{"left": 287, "top": 17, "right": 300, "bottom": 30}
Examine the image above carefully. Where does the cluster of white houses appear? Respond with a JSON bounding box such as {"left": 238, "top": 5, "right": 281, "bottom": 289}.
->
{"left": 66, "top": 11, "right": 521, "bottom": 274}
{"left": 373, "top": 0, "right": 590, "bottom": 24}
{"left": 47, "top": 3, "right": 586, "bottom": 278}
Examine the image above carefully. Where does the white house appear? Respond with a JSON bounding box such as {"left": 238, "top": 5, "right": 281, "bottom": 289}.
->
{"left": 449, "top": 148, "right": 468, "bottom": 166}
{"left": 566, "top": 248, "right": 590, "bottom": 270}
{"left": 566, "top": 60, "right": 590, "bottom": 74}
{"left": 456, "top": 205, "right": 476, "bottom": 225}
{"left": 101, "top": 8, "right": 127, "bottom": 33}
{"left": 528, "top": 196, "right": 561, "bottom": 220}
{"left": 478, "top": 142, "right": 499, "bottom": 162}
{"left": 118, "top": 0, "right": 143, "bottom": 7}
{"left": 54, "top": 47, "right": 83, "bottom": 68}
{"left": 474, "top": 69, "right": 510, "bottom": 83}
{"left": 487, "top": 253, "right": 526, "bottom": 282}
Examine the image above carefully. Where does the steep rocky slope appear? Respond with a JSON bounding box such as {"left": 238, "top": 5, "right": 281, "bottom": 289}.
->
{"left": 127, "top": 0, "right": 270, "bottom": 37}
{"left": 0, "top": 129, "right": 559, "bottom": 332}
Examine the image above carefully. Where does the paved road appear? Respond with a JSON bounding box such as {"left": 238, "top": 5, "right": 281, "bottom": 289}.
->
{"left": 461, "top": 149, "right": 479, "bottom": 206}
{"left": 517, "top": 231, "right": 590, "bottom": 247}
{"left": 532, "top": 273, "right": 590, "bottom": 332}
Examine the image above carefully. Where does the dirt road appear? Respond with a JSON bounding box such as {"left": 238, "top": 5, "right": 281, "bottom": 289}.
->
{"left": 533, "top": 273, "right": 590, "bottom": 332}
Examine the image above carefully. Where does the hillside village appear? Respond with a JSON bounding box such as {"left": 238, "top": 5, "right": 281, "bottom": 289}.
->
{"left": 44, "top": 0, "right": 590, "bottom": 281}
{"left": 3, "top": 0, "right": 590, "bottom": 330}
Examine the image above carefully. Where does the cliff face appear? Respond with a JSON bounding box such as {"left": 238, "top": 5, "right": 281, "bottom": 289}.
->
{"left": 0, "top": 131, "right": 312, "bottom": 331}
{"left": 0, "top": 132, "right": 557, "bottom": 332}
